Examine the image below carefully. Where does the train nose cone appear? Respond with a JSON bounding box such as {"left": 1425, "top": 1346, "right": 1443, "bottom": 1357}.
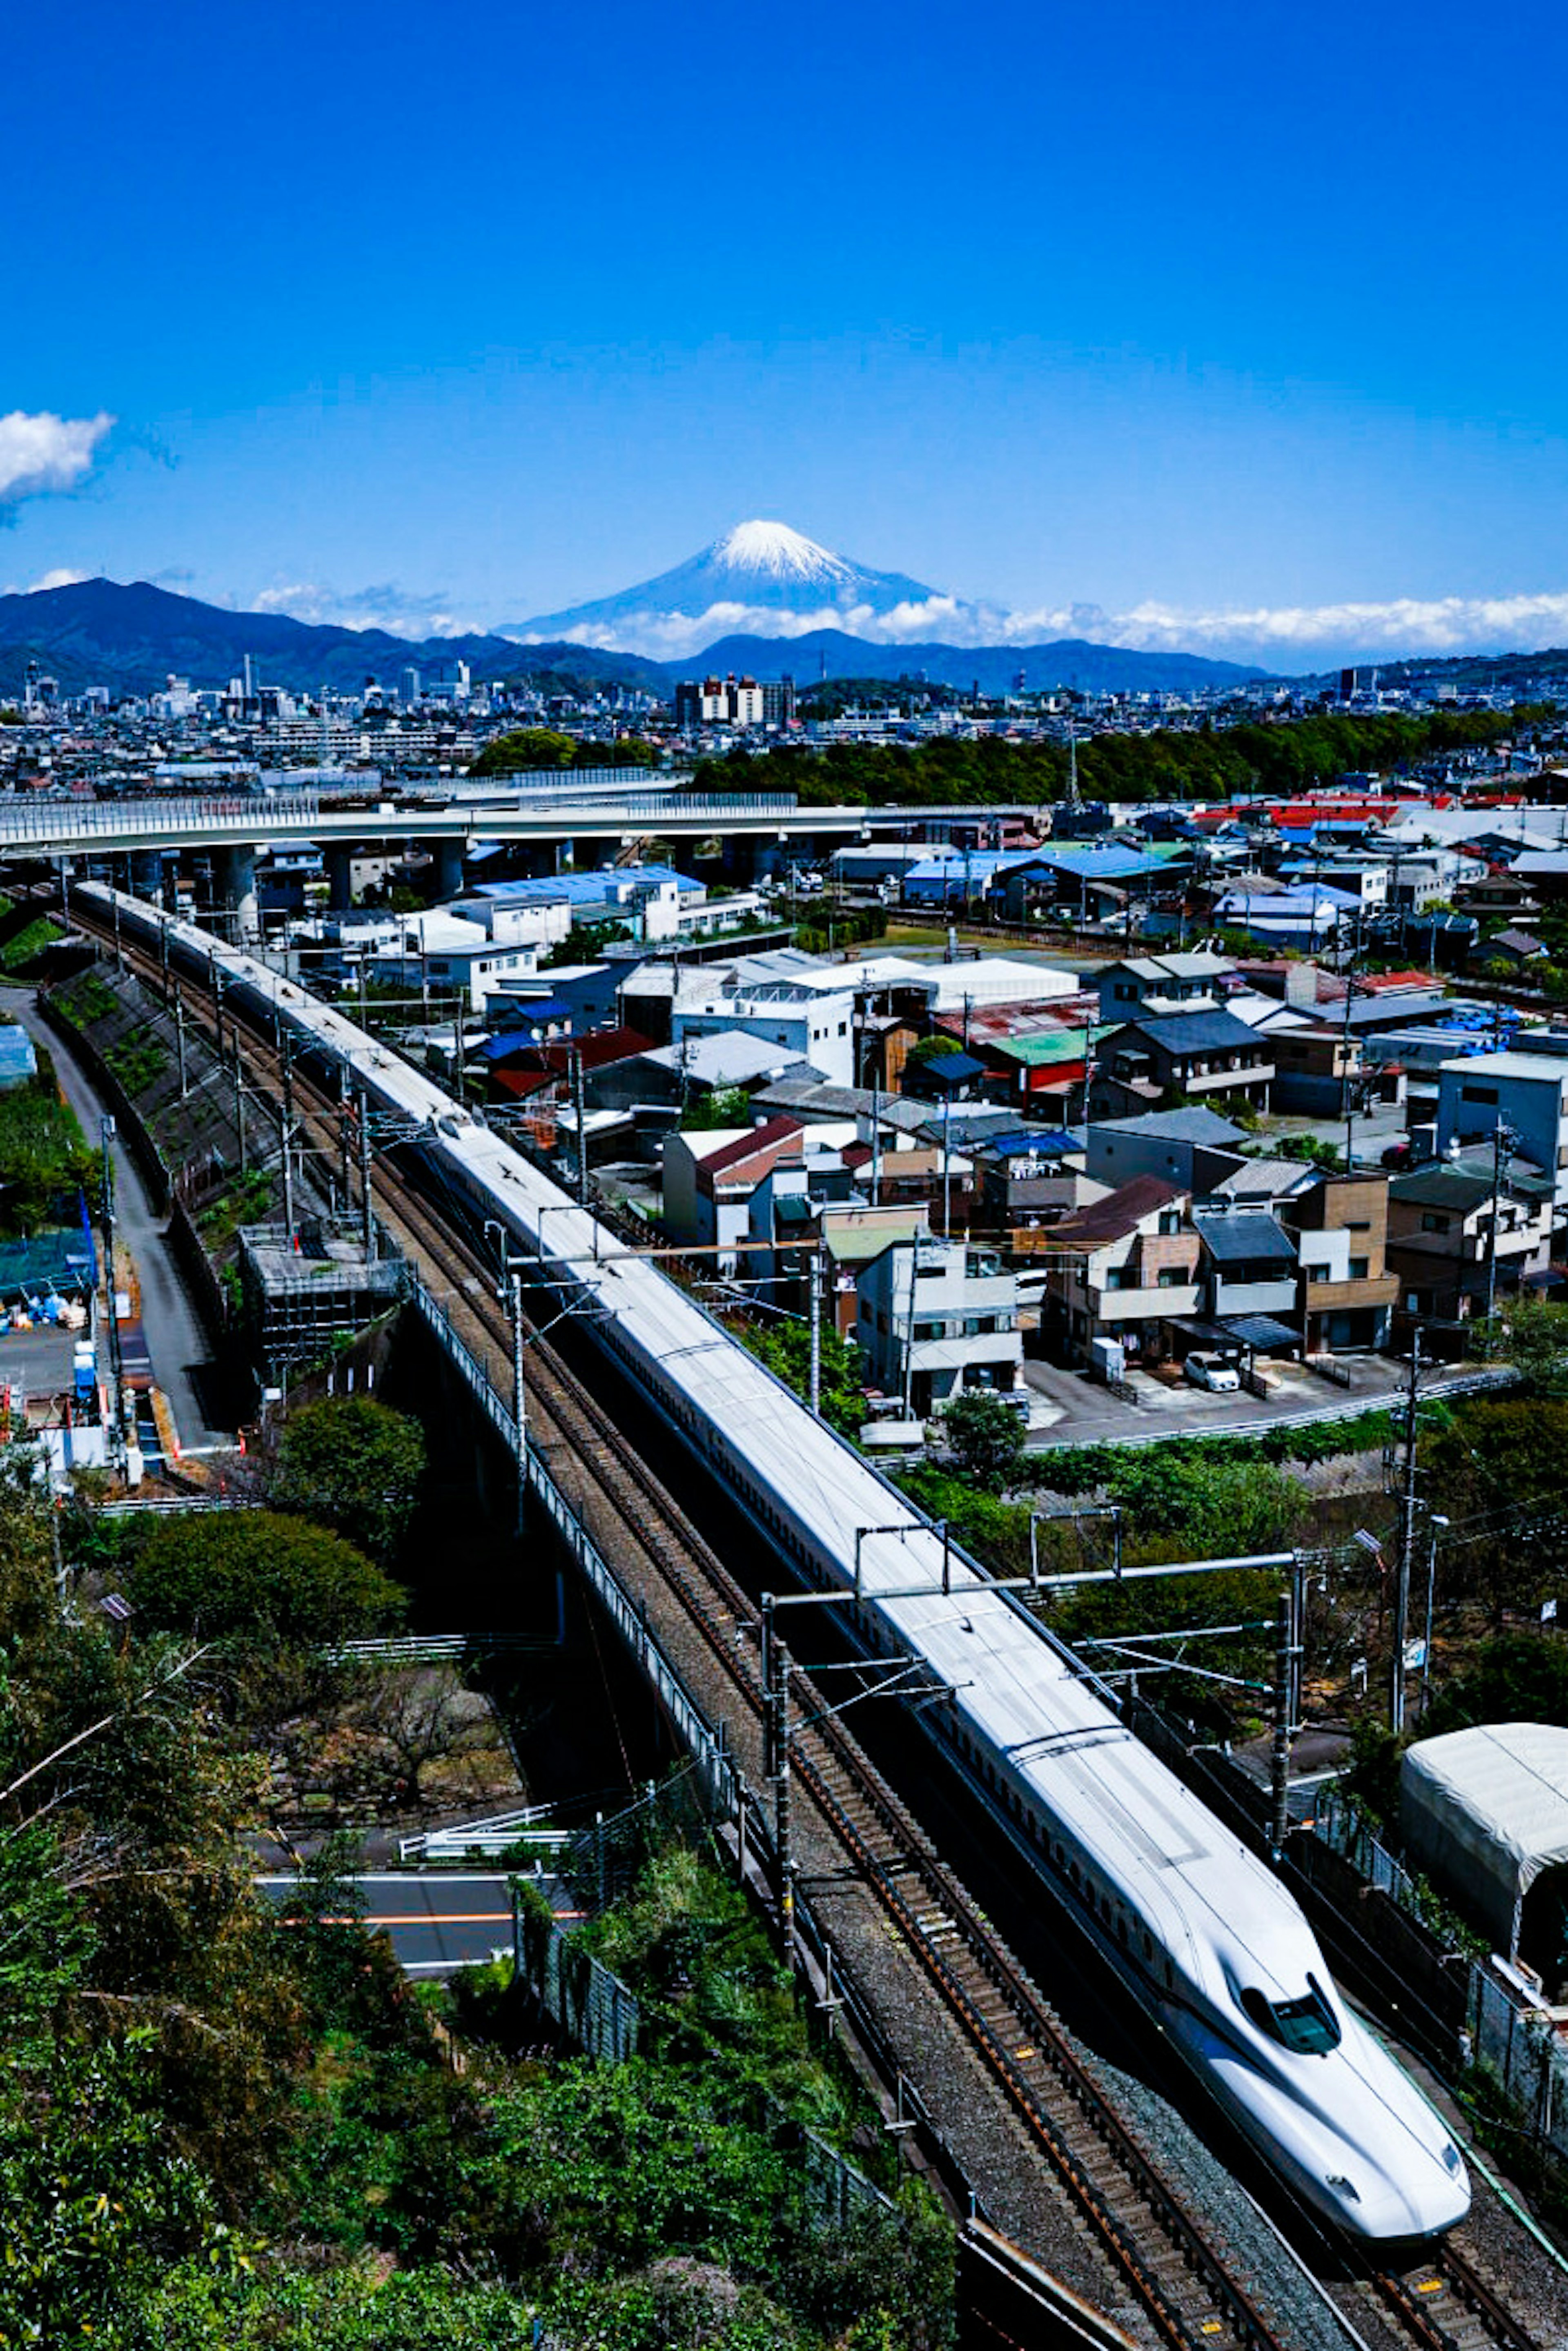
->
{"left": 1326, "top": 2145, "right": 1470, "bottom": 2240}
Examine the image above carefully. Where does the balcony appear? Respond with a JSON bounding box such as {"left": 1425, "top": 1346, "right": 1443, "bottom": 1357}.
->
{"left": 1088, "top": 1281, "right": 1200, "bottom": 1321}
{"left": 1300, "top": 1273, "right": 1399, "bottom": 1313}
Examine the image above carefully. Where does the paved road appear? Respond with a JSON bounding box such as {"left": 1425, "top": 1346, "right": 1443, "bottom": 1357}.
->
{"left": 4, "top": 987, "right": 236, "bottom": 1451}
{"left": 256, "top": 1870, "right": 578, "bottom": 1976}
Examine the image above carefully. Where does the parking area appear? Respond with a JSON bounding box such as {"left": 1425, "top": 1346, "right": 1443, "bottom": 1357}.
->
{"left": 1020, "top": 1348, "right": 1405, "bottom": 1448}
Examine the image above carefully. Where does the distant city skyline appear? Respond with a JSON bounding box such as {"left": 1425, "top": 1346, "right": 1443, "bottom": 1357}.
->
{"left": 8, "top": 0, "right": 1568, "bottom": 668}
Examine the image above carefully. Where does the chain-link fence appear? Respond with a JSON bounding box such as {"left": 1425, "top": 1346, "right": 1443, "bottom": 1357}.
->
{"left": 561, "top": 1762, "right": 718, "bottom": 1914}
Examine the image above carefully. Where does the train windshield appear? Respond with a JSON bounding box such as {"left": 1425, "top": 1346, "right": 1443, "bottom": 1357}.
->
{"left": 1241, "top": 1974, "right": 1341, "bottom": 2053}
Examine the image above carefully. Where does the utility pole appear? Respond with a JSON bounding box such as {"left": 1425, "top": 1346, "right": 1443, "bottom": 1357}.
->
{"left": 808, "top": 1239, "right": 822, "bottom": 1418}
{"left": 356, "top": 1085, "right": 376, "bottom": 1264}
{"left": 279, "top": 1101, "right": 295, "bottom": 1246}
{"left": 870, "top": 1071, "right": 882, "bottom": 1207}
{"left": 942, "top": 1090, "right": 953, "bottom": 1237}
{"left": 1483, "top": 1118, "right": 1514, "bottom": 1327}
{"left": 174, "top": 989, "right": 188, "bottom": 1100}
{"left": 1392, "top": 1328, "right": 1422, "bottom": 1736}
{"left": 233, "top": 1054, "right": 247, "bottom": 1176}
{"left": 571, "top": 1045, "right": 589, "bottom": 1208}
{"left": 339, "top": 1099, "right": 354, "bottom": 1209}
{"left": 99, "top": 1116, "right": 125, "bottom": 1462}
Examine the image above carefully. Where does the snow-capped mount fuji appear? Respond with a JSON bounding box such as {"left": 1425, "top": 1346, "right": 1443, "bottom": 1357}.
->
{"left": 506, "top": 520, "right": 950, "bottom": 659}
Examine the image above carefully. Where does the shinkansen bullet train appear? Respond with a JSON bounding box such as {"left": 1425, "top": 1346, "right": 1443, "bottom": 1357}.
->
{"left": 88, "top": 886, "right": 1470, "bottom": 2238}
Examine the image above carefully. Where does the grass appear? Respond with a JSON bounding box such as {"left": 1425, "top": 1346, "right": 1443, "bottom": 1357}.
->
{"left": 57, "top": 971, "right": 120, "bottom": 1025}
{"left": 0, "top": 917, "right": 62, "bottom": 973}
{"left": 105, "top": 1027, "right": 168, "bottom": 1097}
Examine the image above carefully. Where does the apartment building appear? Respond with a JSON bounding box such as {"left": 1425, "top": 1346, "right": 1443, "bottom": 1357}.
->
{"left": 855, "top": 1237, "right": 1022, "bottom": 1415}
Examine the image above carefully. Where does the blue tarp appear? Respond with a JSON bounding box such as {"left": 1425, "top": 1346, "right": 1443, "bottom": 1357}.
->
{"left": 0, "top": 1027, "right": 38, "bottom": 1088}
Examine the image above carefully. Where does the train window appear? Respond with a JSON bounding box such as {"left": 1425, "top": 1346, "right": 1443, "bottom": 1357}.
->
{"left": 1240, "top": 1975, "right": 1341, "bottom": 2054}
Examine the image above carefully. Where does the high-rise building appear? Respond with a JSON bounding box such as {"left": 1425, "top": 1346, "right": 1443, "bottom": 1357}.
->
{"left": 675, "top": 672, "right": 768, "bottom": 727}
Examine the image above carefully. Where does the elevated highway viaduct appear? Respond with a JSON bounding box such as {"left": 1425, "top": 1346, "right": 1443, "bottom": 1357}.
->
{"left": 0, "top": 787, "right": 1045, "bottom": 936}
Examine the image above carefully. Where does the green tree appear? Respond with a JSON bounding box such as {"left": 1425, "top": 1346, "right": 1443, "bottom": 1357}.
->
{"left": 940, "top": 1390, "right": 1027, "bottom": 1490}
{"left": 126, "top": 1509, "right": 406, "bottom": 1641}
{"left": 1423, "top": 1633, "right": 1568, "bottom": 1738}
{"left": 1491, "top": 1294, "right": 1568, "bottom": 1395}
{"left": 680, "top": 1083, "right": 755, "bottom": 1131}
{"left": 469, "top": 726, "right": 577, "bottom": 773}
{"left": 906, "top": 1032, "right": 963, "bottom": 1066}
{"left": 745, "top": 1320, "right": 867, "bottom": 1441}
{"left": 271, "top": 1396, "right": 427, "bottom": 1568}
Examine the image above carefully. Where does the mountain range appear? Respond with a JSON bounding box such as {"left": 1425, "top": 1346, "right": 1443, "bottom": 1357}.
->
{"left": 509, "top": 519, "right": 944, "bottom": 657}
{"left": 0, "top": 570, "right": 1267, "bottom": 702}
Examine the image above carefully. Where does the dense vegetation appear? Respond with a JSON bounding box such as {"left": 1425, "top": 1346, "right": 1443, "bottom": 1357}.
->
{"left": 0, "top": 1386, "right": 952, "bottom": 2349}
{"left": 0, "top": 1049, "right": 98, "bottom": 1235}
{"left": 692, "top": 708, "right": 1530, "bottom": 808}
{"left": 471, "top": 727, "right": 658, "bottom": 775}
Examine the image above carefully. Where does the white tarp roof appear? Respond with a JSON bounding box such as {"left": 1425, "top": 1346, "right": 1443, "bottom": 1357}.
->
{"left": 1400, "top": 1722, "right": 1568, "bottom": 1953}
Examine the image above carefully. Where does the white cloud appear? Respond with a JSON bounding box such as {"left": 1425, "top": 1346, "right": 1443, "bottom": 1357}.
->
{"left": 29, "top": 566, "right": 91, "bottom": 592}
{"left": 513, "top": 582, "right": 1568, "bottom": 670}
{"left": 247, "top": 580, "right": 474, "bottom": 636}
{"left": 0, "top": 411, "right": 114, "bottom": 508}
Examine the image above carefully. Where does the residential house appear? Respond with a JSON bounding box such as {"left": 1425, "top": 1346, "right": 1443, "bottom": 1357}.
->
{"left": 1033, "top": 1176, "right": 1201, "bottom": 1369}
{"left": 480, "top": 1023, "right": 653, "bottom": 1106}
{"left": 660, "top": 1118, "right": 806, "bottom": 1268}
{"left": 1386, "top": 1156, "right": 1559, "bottom": 1325}
{"left": 855, "top": 1237, "right": 1022, "bottom": 1415}
{"left": 1085, "top": 1106, "right": 1247, "bottom": 1193}
{"left": 929, "top": 999, "right": 1101, "bottom": 1110}
{"left": 1094, "top": 1011, "right": 1276, "bottom": 1116}
{"left": 970, "top": 1130, "right": 1102, "bottom": 1236}
{"left": 1280, "top": 1175, "right": 1399, "bottom": 1354}
{"left": 1189, "top": 1210, "right": 1302, "bottom": 1358}
{"left": 673, "top": 978, "right": 859, "bottom": 1087}
{"left": 1483, "top": 928, "right": 1549, "bottom": 971}
{"left": 1094, "top": 952, "right": 1236, "bottom": 1023}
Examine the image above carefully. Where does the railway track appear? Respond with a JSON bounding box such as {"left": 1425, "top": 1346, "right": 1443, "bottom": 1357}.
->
{"left": 1366, "top": 2240, "right": 1542, "bottom": 2351}
{"left": 55, "top": 896, "right": 1552, "bottom": 2351}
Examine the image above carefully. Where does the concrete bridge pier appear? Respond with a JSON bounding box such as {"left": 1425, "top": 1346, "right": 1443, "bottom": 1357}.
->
{"left": 432, "top": 837, "right": 465, "bottom": 901}
{"left": 131, "top": 850, "right": 164, "bottom": 906}
{"left": 327, "top": 848, "right": 354, "bottom": 912}
{"left": 215, "top": 842, "right": 261, "bottom": 944}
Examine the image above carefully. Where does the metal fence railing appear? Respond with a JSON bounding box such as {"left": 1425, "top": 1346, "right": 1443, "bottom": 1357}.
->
{"left": 1313, "top": 1783, "right": 1568, "bottom": 2159}
{"left": 513, "top": 1892, "right": 641, "bottom": 2066}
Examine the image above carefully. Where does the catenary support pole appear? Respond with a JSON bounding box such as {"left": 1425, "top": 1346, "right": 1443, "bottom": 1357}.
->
{"left": 1270, "top": 1590, "right": 1292, "bottom": 1866}
{"left": 357, "top": 1086, "right": 375, "bottom": 1265}
{"left": 1392, "top": 1327, "right": 1422, "bottom": 1736}
{"left": 510, "top": 1267, "right": 528, "bottom": 1532}
{"left": 808, "top": 1240, "right": 822, "bottom": 1418}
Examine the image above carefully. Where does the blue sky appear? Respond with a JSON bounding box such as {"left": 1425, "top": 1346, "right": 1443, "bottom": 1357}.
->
{"left": 6, "top": 0, "right": 1568, "bottom": 663}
